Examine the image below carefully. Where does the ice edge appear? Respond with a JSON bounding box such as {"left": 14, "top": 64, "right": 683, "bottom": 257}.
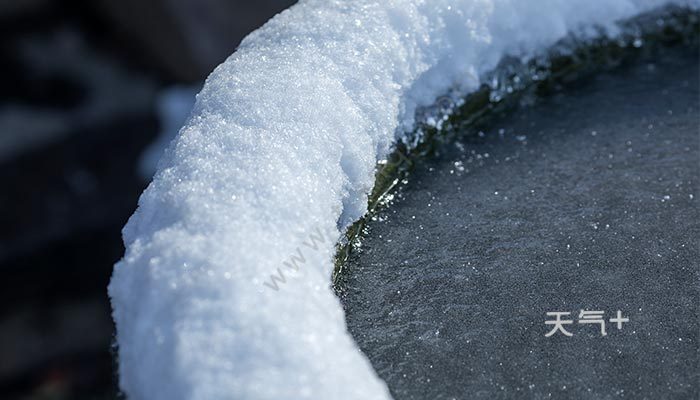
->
{"left": 109, "top": 1, "right": 698, "bottom": 399}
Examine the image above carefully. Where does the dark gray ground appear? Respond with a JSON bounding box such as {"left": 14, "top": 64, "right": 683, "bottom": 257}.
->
{"left": 342, "top": 45, "right": 699, "bottom": 399}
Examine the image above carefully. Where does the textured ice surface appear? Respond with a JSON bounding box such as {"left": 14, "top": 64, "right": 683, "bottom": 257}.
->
{"left": 109, "top": 1, "right": 697, "bottom": 399}
{"left": 344, "top": 45, "right": 699, "bottom": 399}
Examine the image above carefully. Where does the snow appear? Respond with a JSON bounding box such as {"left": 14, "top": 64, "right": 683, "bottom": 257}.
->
{"left": 140, "top": 85, "right": 200, "bottom": 179}
{"left": 109, "top": 1, "right": 696, "bottom": 399}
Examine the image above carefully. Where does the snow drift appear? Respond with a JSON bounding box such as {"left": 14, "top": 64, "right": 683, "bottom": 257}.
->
{"left": 109, "top": 1, "right": 696, "bottom": 399}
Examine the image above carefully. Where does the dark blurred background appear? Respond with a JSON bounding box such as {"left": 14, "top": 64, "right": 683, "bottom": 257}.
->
{"left": 0, "top": 1, "right": 295, "bottom": 398}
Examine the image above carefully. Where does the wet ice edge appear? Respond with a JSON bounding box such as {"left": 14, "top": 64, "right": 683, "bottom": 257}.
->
{"left": 108, "top": 1, "right": 697, "bottom": 399}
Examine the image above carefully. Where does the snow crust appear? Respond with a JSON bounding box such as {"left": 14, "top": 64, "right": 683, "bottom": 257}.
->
{"left": 140, "top": 85, "right": 200, "bottom": 178}
{"left": 109, "top": 1, "right": 696, "bottom": 399}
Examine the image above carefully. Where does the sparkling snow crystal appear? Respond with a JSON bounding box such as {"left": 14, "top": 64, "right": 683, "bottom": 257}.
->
{"left": 109, "top": 1, "right": 695, "bottom": 399}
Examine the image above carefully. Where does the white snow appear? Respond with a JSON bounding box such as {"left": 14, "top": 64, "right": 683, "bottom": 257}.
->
{"left": 140, "top": 85, "right": 200, "bottom": 179}
{"left": 109, "top": 1, "right": 696, "bottom": 399}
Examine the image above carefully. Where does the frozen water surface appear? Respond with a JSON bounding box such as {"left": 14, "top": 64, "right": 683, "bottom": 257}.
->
{"left": 343, "top": 45, "right": 699, "bottom": 399}
{"left": 108, "top": 0, "right": 698, "bottom": 398}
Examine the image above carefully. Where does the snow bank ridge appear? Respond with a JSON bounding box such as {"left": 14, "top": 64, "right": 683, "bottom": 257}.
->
{"left": 109, "top": 1, "right": 696, "bottom": 399}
